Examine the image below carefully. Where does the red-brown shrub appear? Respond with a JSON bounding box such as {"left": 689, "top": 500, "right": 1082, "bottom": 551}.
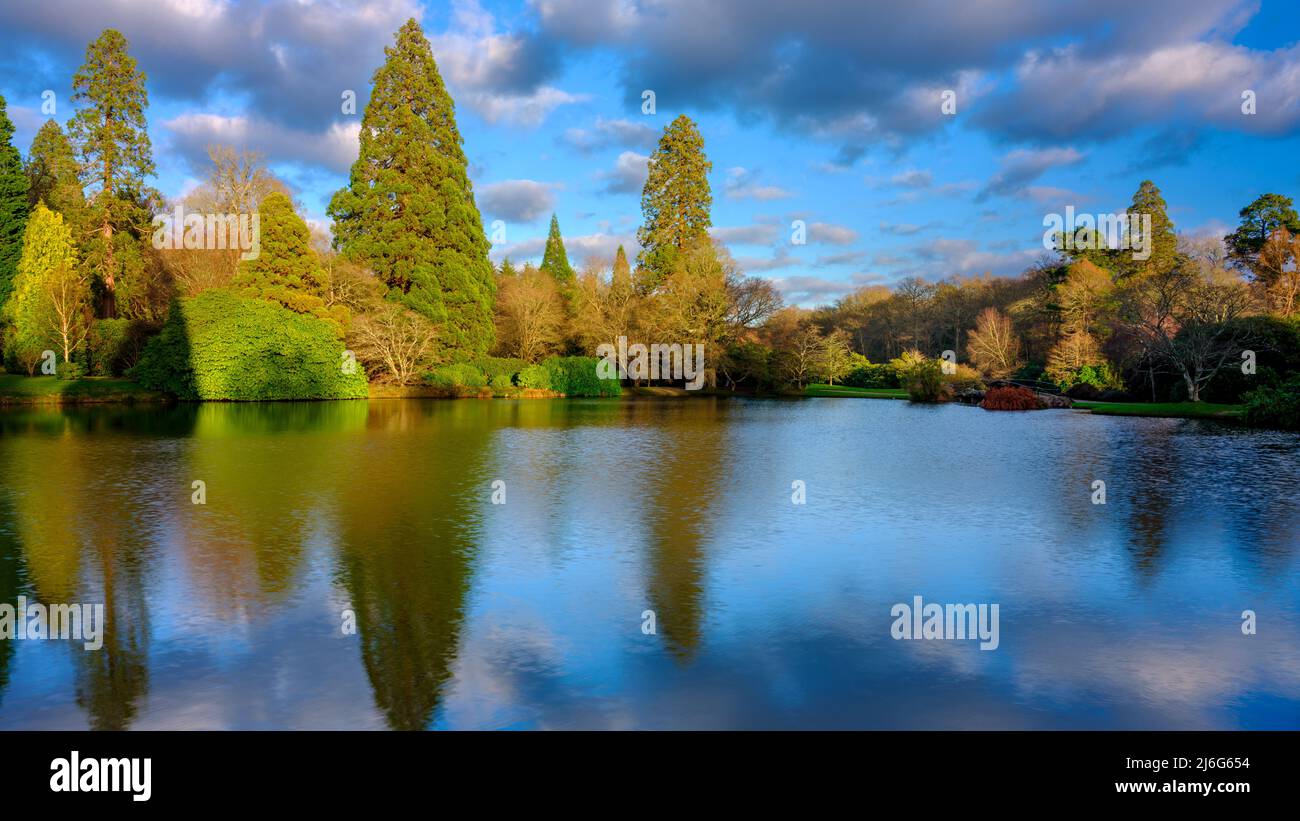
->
{"left": 980, "top": 385, "right": 1045, "bottom": 410}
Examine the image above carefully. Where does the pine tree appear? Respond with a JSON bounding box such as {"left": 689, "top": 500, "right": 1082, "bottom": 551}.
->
{"left": 234, "top": 192, "right": 345, "bottom": 335}
{"left": 68, "top": 29, "right": 156, "bottom": 318}
{"left": 329, "top": 18, "right": 495, "bottom": 358}
{"left": 26, "top": 120, "right": 84, "bottom": 218}
{"left": 498, "top": 257, "right": 519, "bottom": 279}
{"left": 540, "top": 214, "right": 574, "bottom": 284}
{"left": 637, "top": 115, "right": 712, "bottom": 291}
{"left": 1225, "top": 193, "right": 1300, "bottom": 273}
{"left": 0, "top": 95, "right": 30, "bottom": 319}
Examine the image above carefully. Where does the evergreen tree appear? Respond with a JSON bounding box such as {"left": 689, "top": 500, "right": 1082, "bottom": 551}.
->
{"left": 498, "top": 257, "right": 518, "bottom": 279}
{"left": 26, "top": 120, "right": 84, "bottom": 218}
{"left": 540, "top": 214, "right": 574, "bottom": 284}
{"left": 1120, "top": 180, "right": 1177, "bottom": 278}
{"left": 234, "top": 192, "right": 345, "bottom": 335}
{"left": 0, "top": 95, "right": 30, "bottom": 319}
{"left": 329, "top": 18, "right": 495, "bottom": 358}
{"left": 611, "top": 244, "right": 631, "bottom": 294}
{"left": 1225, "top": 193, "right": 1300, "bottom": 272}
{"left": 68, "top": 29, "right": 156, "bottom": 318}
{"left": 637, "top": 115, "right": 712, "bottom": 290}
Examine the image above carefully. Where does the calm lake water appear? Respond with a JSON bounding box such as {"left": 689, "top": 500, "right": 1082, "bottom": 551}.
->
{"left": 0, "top": 397, "right": 1297, "bottom": 730}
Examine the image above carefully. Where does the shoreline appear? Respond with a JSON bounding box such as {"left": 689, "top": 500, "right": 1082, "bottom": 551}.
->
{"left": 0, "top": 375, "right": 1251, "bottom": 423}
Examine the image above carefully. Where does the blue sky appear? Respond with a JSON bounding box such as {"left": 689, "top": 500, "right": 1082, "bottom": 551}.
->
{"left": 1, "top": 0, "right": 1298, "bottom": 305}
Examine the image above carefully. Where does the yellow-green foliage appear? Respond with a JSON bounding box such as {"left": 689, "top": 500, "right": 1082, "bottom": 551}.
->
{"left": 233, "top": 192, "right": 348, "bottom": 336}
{"left": 3, "top": 203, "right": 80, "bottom": 367}
{"left": 131, "top": 289, "right": 368, "bottom": 400}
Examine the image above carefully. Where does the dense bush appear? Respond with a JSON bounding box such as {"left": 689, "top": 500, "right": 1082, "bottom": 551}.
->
{"left": 517, "top": 363, "right": 551, "bottom": 390}
{"left": 981, "top": 386, "right": 1045, "bottom": 410}
{"left": 474, "top": 356, "right": 528, "bottom": 387}
{"left": 1057, "top": 362, "right": 1123, "bottom": 391}
{"left": 942, "top": 363, "right": 984, "bottom": 393}
{"left": 543, "top": 355, "right": 622, "bottom": 397}
{"left": 1243, "top": 375, "right": 1300, "bottom": 430}
{"left": 1201, "top": 316, "right": 1300, "bottom": 403}
{"left": 896, "top": 356, "right": 946, "bottom": 403}
{"left": 56, "top": 359, "right": 86, "bottom": 380}
{"left": 1064, "top": 382, "right": 1101, "bottom": 400}
{"left": 130, "top": 290, "right": 369, "bottom": 400}
{"left": 425, "top": 362, "right": 486, "bottom": 389}
{"left": 85, "top": 318, "right": 154, "bottom": 376}
{"left": 843, "top": 361, "right": 900, "bottom": 389}
{"left": 1097, "top": 388, "right": 1137, "bottom": 402}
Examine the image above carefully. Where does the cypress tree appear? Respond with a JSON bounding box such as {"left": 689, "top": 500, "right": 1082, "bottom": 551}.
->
{"left": 68, "top": 29, "right": 155, "bottom": 317}
{"left": 539, "top": 214, "right": 574, "bottom": 284}
{"left": 234, "top": 192, "right": 345, "bottom": 334}
{"left": 0, "top": 95, "right": 30, "bottom": 317}
{"left": 611, "top": 244, "right": 631, "bottom": 293}
{"left": 329, "top": 18, "right": 495, "bottom": 358}
{"left": 636, "top": 115, "right": 712, "bottom": 290}
{"left": 26, "top": 120, "right": 85, "bottom": 219}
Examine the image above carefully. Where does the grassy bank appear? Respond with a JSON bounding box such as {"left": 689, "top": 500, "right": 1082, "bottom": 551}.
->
{"left": 1072, "top": 400, "right": 1244, "bottom": 420}
{"left": 0, "top": 374, "right": 166, "bottom": 405}
{"left": 803, "top": 383, "right": 909, "bottom": 399}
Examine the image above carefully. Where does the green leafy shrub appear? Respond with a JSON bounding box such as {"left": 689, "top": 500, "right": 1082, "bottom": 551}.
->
{"left": 843, "top": 360, "right": 899, "bottom": 389}
{"left": 518, "top": 364, "right": 550, "bottom": 390}
{"left": 425, "top": 362, "right": 486, "bottom": 389}
{"left": 130, "top": 290, "right": 369, "bottom": 400}
{"left": 56, "top": 359, "right": 86, "bottom": 380}
{"left": 474, "top": 356, "right": 528, "bottom": 386}
{"left": 1243, "top": 374, "right": 1300, "bottom": 430}
{"left": 1056, "top": 362, "right": 1123, "bottom": 391}
{"left": 85, "top": 317, "right": 154, "bottom": 376}
{"left": 542, "top": 355, "right": 621, "bottom": 397}
{"left": 890, "top": 351, "right": 946, "bottom": 402}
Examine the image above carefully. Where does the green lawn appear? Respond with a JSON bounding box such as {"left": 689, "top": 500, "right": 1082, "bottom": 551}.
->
{"left": 804, "top": 383, "right": 908, "bottom": 399}
{"left": 1071, "top": 400, "right": 1244, "bottom": 420}
{"left": 0, "top": 374, "right": 165, "bottom": 404}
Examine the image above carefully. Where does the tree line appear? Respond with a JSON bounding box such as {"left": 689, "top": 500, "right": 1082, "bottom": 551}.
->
{"left": 0, "top": 21, "right": 1295, "bottom": 418}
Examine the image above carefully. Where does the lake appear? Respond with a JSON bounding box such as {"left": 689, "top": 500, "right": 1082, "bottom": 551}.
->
{"left": 0, "top": 397, "right": 1297, "bottom": 729}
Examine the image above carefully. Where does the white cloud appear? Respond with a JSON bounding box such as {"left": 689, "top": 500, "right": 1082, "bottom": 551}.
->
{"left": 478, "top": 179, "right": 556, "bottom": 222}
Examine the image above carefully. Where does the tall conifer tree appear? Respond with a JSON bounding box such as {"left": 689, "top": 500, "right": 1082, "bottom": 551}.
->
{"left": 0, "top": 95, "right": 30, "bottom": 316}
{"left": 540, "top": 214, "right": 574, "bottom": 284}
{"left": 329, "top": 18, "right": 495, "bottom": 358}
{"left": 27, "top": 120, "right": 87, "bottom": 220}
{"left": 1121, "top": 180, "right": 1178, "bottom": 279}
{"left": 611, "top": 244, "right": 631, "bottom": 294}
{"left": 637, "top": 115, "right": 712, "bottom": 290}
{"left": 68, "top": 29, "right": 155, "bottom": 317}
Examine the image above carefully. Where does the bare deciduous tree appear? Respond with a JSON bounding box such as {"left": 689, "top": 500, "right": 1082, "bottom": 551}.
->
{"left": 349, "top": 302, "right": 437, "bottom": 385}
{"left": 966, "top": 307, "right": 1023, "bottom": 378}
